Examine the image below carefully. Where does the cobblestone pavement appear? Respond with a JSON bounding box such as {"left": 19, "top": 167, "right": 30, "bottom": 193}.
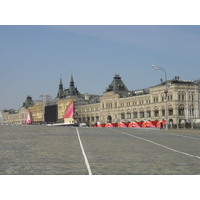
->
{"left": 0, "top": 125, "right": 200, "bottom": 175}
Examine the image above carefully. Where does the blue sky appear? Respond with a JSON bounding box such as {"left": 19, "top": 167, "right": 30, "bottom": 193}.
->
{"left": 0, "top": 25, "right": 200, "bottom": 111}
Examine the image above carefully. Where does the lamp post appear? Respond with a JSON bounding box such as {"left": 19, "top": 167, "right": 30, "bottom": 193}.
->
{"left": 151, "top": 65, "right": 168, "bottom": 130}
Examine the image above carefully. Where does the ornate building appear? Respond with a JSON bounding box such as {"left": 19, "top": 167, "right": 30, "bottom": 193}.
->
{"left": 2, "top": 96, "right": 34, "bottom": 124}
{"left": 56, "top": 75, "right": 83, "bottom": 99}
{"left": 29, "top": 75, "right": 99, "bottom": 124}
{"left": 76, "top": 75, "right": 200, "bottom": 128}
{"left": 2, "top": 74, "right": 200, "bottom": 128}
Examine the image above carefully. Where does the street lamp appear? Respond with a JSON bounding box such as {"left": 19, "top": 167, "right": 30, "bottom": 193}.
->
{"left": 151, "top": 65, "right": 168, "bottom": 130}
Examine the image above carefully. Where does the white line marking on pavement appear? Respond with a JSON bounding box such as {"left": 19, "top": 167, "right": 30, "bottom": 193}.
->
{"left": 76, "top": 128, "right": 92, "bottom": 175}
{"left": 112, "top": 129, "right": 200, "bottom": 160}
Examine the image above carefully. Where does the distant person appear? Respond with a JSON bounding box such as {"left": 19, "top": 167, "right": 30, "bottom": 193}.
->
{"left": 160, "top": 122, "right": 163, "bottom": 129}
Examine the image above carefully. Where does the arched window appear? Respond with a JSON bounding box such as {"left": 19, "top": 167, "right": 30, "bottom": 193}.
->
{"left": 178, "top": 105, "right": 185, "bottom": 116}
{"left": 127, "top": 109, "right": 131, "bottom": 119}
{"left": 121, "top": 110, "right": 125, "bottom": 119}
{"left": 133, "top": 109, "right": 137, "bottom": 118}
{"left": 154, "top": 96, "right": 158, "bottom": 103}
{"left": 146, "top": 107, "right": 151, "bottom": 117}
{"left": 189, "top": 92, "right": 195, "bottom": 102}
{"left": 96, "top": 116, "right": 99, "bottom": 122}
{"left": 140, "top": 108, "right": 144, "bottom": 118}
{"left": 161, "top": 106, "right": 165, "bottom": 116}
{"left": 189, "top": 105, "right": 194, "bottom": 117}
{"left": 168, "top": 94, "right": 173, "bottom": 101}
{"left": 191, "top": 93, "right": 194, "bottom": 101}
{"left": 168, "top": 105, "right": 173, "bottom": 116}
{"left": 154, "top": 106, "right": 159, "bottom": 117}
{"left": 178, "top": 91, "right": 186, "bottom": 101}
{"left": 87, "top": 116, "right": 90, "bottom": 122}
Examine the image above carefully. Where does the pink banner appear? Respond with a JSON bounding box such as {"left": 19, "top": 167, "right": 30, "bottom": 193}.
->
{"left": 25, "top": 111, "right": 32, "bottom": 124}
{"left": 64, "top": 102, "right": 74, "bottom": 118}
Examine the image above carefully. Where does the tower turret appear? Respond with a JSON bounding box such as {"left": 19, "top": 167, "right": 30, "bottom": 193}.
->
{"left": 106, "top": 74, "right": 129, "bottom": 94}
{"left": 22, "top": 95, "right": 34, "bottom": 108}
{"left": 69, "top": 75, "right": 75, "bottom": 95}
{"left": 57, "top": 78, "right": 64, "bottom": 98}
{"left": 63, "top": 75, "right": 83, "bottom": 98}
{"left": 70, "top": 75, "right": 74, "bottom": 87}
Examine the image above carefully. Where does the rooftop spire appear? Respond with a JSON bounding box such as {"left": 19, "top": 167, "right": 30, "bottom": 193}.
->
{"left": 70, "top": 75, "right": 74, "bottom": 87}
{"left": 57, "top": 76, "right": 64, "bottom": 98}
{"left": 59, "top": 77, "right": 63, "bottom": 89}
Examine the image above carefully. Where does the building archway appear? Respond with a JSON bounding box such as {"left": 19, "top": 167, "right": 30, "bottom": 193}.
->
{"left": 107, "top": 115, "right": 112, "bottom": 123}
{"left": 179, "top": 119, "right": 186, "bottom": 128}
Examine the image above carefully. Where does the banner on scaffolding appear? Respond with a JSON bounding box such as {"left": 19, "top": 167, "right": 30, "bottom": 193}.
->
{"left": 64, "top": 99, "right": 74, "bottom": 124}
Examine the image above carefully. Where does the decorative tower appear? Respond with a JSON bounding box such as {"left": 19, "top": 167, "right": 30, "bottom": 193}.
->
{"left": 62, "top": 75, "right": 83, "bottom": 98}
{"left": 57, "top": 78, "right": 64, "bottom": 98}
{"left": 22, "top": 95, "right": 34, "bottom": 108}
{"left": 69, "top": 75, "right": 76, "bottom": 96}
{"left": 106, "top": 74, "right": 129, "bottom": 94}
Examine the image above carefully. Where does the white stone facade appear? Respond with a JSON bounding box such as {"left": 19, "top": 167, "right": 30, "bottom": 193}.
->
{"left": 2, "top": 107, "right": 27, "bottom": 124}
{"left": 76, "top": 79, "right": 200, "bottom": 128}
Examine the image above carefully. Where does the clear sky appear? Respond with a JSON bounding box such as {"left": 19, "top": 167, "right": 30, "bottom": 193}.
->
{"left": 0, "top": 25, "right": 200, "bottom": 111}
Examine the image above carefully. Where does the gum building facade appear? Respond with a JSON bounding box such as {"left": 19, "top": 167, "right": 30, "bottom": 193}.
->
{"left": 75, "top": 75, "right": 200, "bottom": 128}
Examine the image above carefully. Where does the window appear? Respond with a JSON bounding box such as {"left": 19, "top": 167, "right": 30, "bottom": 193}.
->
{"left": 168, "top": 105, "right": 173, "bottom": 116}
{"left": 106, "top": 103, "right": 112, "bottom": 108}
{"left": 178, "top": 92, "right": 185, "bottom": 101}
{"left": 121, "top": 113, "right": 125, "bottom": 119}
{"left": 146, "top": 110, "right": 151, "bottom": 117}
{"left": 162, "top": 107, "right": 165, "bottom": 116}
{"left": 140, "top": 112, "right": 144, "bottom": 118}
{"left": 133, "top": 112, "right": 137, "bottom": 118}
{"left": 189, "top": 105, "right": 194, "bottom": 116}
{"left": 154, "top": 110, "right": 159, "bottom": 117}
{"left": 127, "top": 113, "right": 131, "bottom": 119}
{"left": 153, "top": 96, "right": 158, "bottom": 103}
{"left": 178, "top": 105, "right": 185, "bottom": 115}
{"left": 169, "top": 109, "right": 173, "bottom": 116}
{"left": 154, "top": 107, "right": 159, "bottom": 117}
{"left": 140, "top": 109, "right": 144, "bottom": 118}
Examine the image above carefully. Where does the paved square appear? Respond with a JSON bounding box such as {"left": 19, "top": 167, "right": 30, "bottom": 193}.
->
{"left": 0, "top": 125, "right": 200, "bottom": 175}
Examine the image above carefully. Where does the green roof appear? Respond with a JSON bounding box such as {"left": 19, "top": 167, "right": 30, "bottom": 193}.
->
{"left": 106, "top": 74, "right": 129, "bottom": 93}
